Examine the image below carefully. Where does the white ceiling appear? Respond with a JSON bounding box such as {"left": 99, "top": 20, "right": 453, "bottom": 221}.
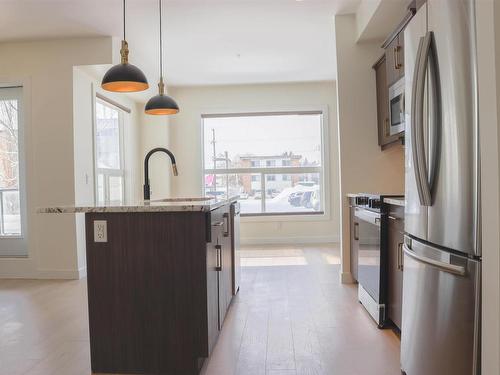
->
{"left": 0, "top": 0, "right": 361, "bottom": 89}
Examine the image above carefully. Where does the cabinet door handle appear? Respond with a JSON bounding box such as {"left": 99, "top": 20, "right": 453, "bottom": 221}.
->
{"left": 215, "top": 244, "right": 222, "bottom": 271}
{"left": 223, "top": 213, "right": 230, "bottom": 237}
{"left": 397, "top": 242, "right": 404, "bottom": 270}
{"left": 398, "top": 45, "right": 403, "bottom": 69}
{"left": 394, "top": 46, "right": 398, "bottom": 70}
{"left": 394, "top": 45, "right": 402, "bottom": 69}
{"left": 354, "top": 222, "right": 359, "bottom": 241}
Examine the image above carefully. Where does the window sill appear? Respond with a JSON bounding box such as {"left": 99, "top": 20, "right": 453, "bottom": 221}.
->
{"left": 241, "top": 211, "right": 330, "bottom": 223}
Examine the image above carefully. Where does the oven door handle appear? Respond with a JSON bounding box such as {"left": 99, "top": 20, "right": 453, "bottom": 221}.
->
{"left": 354, "top": 208, "right": 382, "bottom": 226}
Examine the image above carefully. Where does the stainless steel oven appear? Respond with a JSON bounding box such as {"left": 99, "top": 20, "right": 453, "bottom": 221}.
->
{"left": 388, "top": 77, "right": 405, "bottom": 136}
{"left": 355, "top": 206, "right": 385, "bottom": 326}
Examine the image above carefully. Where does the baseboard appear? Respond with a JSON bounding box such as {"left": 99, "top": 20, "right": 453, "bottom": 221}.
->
{"left": 0, "top": 257, "right": 36, "bottom": 278}
{"left": 340, "top": 271, "right": 355, "bottom": 284}
{"left": 241, "top": 235, "right": 339, "bottom": 246}
{"left": 0, "top": 267, "right": 82, "bottom": 280}
{"left": 36, "top": 269, "right": 82, "bottom": 279}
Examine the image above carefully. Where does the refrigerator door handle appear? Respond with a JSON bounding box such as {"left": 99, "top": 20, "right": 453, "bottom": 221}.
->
{"left": 403, "top": 244, "right": 466, "bottom": 276}
{"left": 413, "top": 32, "right": 433, "bottom": 207}
{"left": 427, "top": 31, "right": 442, "bottom": 204}
{"left": 411, "top": 36, "right": 426, "bottom": 207}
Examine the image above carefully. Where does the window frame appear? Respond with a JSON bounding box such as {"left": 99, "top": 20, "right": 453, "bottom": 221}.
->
{"left": 93, "top": 97, "right": 126, "bottom": 206}
{"left": 200, "top": 107, "right": 330, "bottom": 221}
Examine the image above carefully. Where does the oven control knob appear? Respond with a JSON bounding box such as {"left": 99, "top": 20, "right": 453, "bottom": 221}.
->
{"left": 369, "top": 199, "right": 381, "bottom": 209}
{"left": 356, "top": 196, "right": 369, "bottom": 205}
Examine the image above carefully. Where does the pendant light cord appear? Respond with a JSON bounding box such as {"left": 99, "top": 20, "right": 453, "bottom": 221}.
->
{"left": 159, "top": 0, "right": 163, "bottom": 80}
{"left": 123, "top": 0, "right": 126, "bottom": 40}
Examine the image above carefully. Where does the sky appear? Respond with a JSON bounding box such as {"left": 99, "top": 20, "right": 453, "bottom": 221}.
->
{"left": 203, "top": 113, "right": 322, "bottom": 168}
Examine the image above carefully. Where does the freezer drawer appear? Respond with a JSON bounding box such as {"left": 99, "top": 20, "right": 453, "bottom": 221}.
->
{"left": 401, "top": 236, "right": 480, "bottom": 375}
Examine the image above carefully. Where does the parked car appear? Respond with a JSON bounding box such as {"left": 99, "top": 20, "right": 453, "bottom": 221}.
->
{"left": 297, "top": 181, "right": 315, "bottom": 187}
{"left": 206, "top": 190, "right": 226, "bottom": 198}
{"left": 300, "top": 191, "right": 314, "bottom": 208}
{"left": 288, "top": 191, "right": 304, "bottom": 206}
{"left": 310, "top": 190, "right": 320, "bottom": 211}
{"left": 267, "top": 189, "right": 279, "bottom": 198}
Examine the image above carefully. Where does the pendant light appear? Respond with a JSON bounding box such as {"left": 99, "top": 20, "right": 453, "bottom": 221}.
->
{"left": 101, "top": 0, "right": 149, "bottom": 92}
{"left": 145, "top": 0, "right": 179, "bottom": 115}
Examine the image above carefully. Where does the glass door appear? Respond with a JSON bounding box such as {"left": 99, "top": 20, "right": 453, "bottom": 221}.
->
{"left": 0, "top": 86, "right": 27, "bottom": 256}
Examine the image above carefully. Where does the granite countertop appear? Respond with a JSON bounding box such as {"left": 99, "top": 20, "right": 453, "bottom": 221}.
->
{"left": 37, "top": 196, "right": 239, "bottom": 214}
{"left": 347, "top": 193, "right": 405, "bottom": 207}
{"left": 346, "top": 193, "right": 360, "bottom": 198}
{"left": 383, "top": 197, "right": 405, "bottom": 207}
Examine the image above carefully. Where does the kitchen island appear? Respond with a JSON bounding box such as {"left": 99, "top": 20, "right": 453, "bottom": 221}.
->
{"left": 39, "top": 196, "right": 239, "bottom": 375}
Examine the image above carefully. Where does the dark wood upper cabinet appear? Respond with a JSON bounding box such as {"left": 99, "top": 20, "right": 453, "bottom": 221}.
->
{"left": 373, "top": 55, "right": 400, "bottom": 148}
{"left": 374, "top": 6, "right": 415, "bottom": 150}
{"left": 383, "top": 6, "right": 414, "bottom": 87}
{"left": 386, "top": 33, "right": 405, "bottom": 87}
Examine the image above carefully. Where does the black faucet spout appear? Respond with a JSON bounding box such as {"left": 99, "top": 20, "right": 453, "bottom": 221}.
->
{"left": 143, "top": 147, "right": 178, "bottom": 200}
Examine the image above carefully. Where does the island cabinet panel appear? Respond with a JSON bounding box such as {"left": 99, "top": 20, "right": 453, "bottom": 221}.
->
{"left": 85, "top": 211, "right": 209, "bottom": 375}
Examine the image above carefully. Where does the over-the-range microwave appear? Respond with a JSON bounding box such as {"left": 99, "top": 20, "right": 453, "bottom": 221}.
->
{"left": 388, "top": 77, "right": 405, "bottom": 136}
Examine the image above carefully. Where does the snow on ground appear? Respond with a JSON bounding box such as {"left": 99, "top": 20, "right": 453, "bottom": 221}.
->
{"left": 240, "top": 184, "right": 319, "bottom": 214}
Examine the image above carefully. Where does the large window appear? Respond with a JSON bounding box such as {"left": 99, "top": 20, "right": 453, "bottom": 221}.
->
{"left": 202, "top": 111, "right": 325, "bottom": 216}
{"left": 0, "top": 87, "right": 24, "bottom": 237}
{"left": 95, "top": 99, "right": 125, "bottom": 205}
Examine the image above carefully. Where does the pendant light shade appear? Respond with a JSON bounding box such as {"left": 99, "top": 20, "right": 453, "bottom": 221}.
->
{"left": 145, "top": 79, "right": 179, "bottom": 115}
{"left": 145, "top": 0, "right": 179, "bottom": 115}
{"left": 101, "top": 0, "right": 149, "bottom": 93}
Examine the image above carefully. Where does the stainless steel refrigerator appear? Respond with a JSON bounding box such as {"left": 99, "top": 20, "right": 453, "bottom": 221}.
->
{"left": 402, "top": 1, "right": 481, "bottom": 374}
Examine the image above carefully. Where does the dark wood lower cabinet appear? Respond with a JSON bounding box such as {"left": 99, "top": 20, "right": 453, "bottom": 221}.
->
{"left": 220, "top": 212, "right": 233, "bottom": 326}
{"left": 85, "top": 203, "right": 235, "bottom": 375}
{"left": 207, "top": 206, "right": 233, "bottom": 340}
{"left": 206, "top": 221, "right": 220, "bottom": 355}
{"left": 387, "top": 205, "right": 404, "bottom": 330}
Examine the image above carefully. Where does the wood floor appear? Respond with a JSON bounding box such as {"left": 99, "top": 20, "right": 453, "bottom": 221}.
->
{"left": 0, "top": 244, "right": 401, "bottom": 375}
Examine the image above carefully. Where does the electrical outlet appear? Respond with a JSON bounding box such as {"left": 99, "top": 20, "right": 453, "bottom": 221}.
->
{"left": 94, "top": 220, "right": 107, "bottom": 243}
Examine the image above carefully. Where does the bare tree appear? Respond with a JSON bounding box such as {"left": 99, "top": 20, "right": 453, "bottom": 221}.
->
{"left": 0, "top": 100, "right": 19, "bottom": 189}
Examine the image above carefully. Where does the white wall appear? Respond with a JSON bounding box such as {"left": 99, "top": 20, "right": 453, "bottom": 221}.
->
{"left": 73, "top": 66, "right": 142, "bottom": 274}
{"left": 166, "top": 82, "right": 340, "bottom": 244}
{"left": 355, "top": 0, "right": 408, "bottom": 42}
{"left": 140, "top": 112, "right": 172, "bottom": 200}
{"left": 334, "top": 14, "right": 405, "bottom": 282}
{"left": 0, "top": 37, "right": 114, "bottom": 278}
